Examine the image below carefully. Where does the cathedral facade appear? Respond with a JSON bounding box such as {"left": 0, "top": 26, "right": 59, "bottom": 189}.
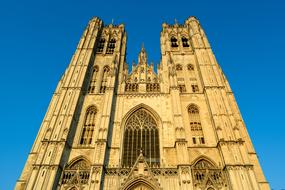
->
{"left": 16, "top": 17, "right": 270, "bottom": 190}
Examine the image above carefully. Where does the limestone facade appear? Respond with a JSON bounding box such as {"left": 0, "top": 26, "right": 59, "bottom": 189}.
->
{"left": 15, "top": 16, "right": 270, "bottom": 190}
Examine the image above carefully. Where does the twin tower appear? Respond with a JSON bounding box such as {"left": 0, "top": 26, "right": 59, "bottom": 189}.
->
{"left": 16, "top": 17, "right": 270, "bottom": 190}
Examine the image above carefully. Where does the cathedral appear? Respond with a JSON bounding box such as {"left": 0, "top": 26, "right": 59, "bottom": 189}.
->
{"left": 16, "top": 16, "right": 270, "bottom": 190}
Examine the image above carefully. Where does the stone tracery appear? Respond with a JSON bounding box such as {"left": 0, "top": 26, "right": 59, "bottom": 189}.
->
{"left": 192, "top": 159, "right": 226, "bottom": 190}
{"left": 61, "top": 158, "right": 91, "bottom": 188}
{"left": 122, "top": 108, "right": 160, "bottom": 168}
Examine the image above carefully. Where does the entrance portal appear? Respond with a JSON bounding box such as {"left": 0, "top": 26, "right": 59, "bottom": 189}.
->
{"left": 130, "top": 183, "right": 154, "bottom": 190}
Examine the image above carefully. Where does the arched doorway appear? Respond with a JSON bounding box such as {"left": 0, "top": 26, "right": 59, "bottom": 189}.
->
{"left": 123, "top": 180, "right": 157, "bottom": 190}
{"left": 129, "top": 182, "right": 154, "bottom": 190}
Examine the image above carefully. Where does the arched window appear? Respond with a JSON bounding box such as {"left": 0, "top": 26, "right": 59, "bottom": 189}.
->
{"left": 106, "top": 38, "right": 116, "bottom": 54}
{"left": 80, "top": 106, "right": 97, "bottom": 145}
{"left": 178, "top": 84, "right": 186, "bottom": 93}
{"left": 192, "top": 159, "right": 225, "bottom": 189}
{"left": 191, "top": 84, "right": 199, "bottom": 93}
{"left": 187, "top": 64, "right": 194, "bottom": 71}
{"left": 182, "top": 37, "right": 190, "bottom": 47}
{"left": 170, "top": 36, "right": 178, "bottom": 47}
{"left": 88, "top": 66, "right": 99, "bottom": 94}
{"left": 62, "top": 158, "right": 91, "bottom": 185}
{"left": 97, "top": 38, "right": 105, "bottom": 53}
{"left": 188, "top": 105, "right": 205, "bottom": 144}
{"left": 122, "top": 108, "right": 160, "bottom": 167}
{"left": 100, "top": 66, "right": 110, "bottom": 93}
{"left": 176, "top": 64, "right": 182, "bottom": 71}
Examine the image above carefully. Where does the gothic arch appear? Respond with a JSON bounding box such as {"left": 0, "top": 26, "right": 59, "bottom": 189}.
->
{"left": 170, "top": 35, "right": 179, "bottom": 47}
{"left": 121, "top": 177, "right": 160, "bottom": 190}
{"left": 100, "top": 65, "right": 110, "bottom": 93}
{"left": 103, "top": 65, "right": 110, "bottom": 72}
{"left": 68, "top": 186, "right": 78, "bottom": 190}
{"left": 121, "top": 104, "right": 162, "bottom": 126}
{"left": 79, "top": 105, "right": 97, "bottom": 145}
{"left": 181, "top": 35, "right": 190, "bottom": 47}
{"left": 169, "top": 33, "right": 177, "bottom": 38}
{"left": 96, "top": 37, "right": 105, "bottom": 53}
{"left": 61, "top": 156, "right": 91, "bottom": 186}
{"left": 180, "top": 33, "right": 189, "bottom": 38}
{"left": 84, "top": 105, "right": 97, "bottom": 113}
{"left": 66, "top": 156, "right": 91, "bottom": 169}
{"left": 121, "top": 104, "right": 162, "bottom": 168}
{"left": 187, "top": 103, "right": 200, "bottom": 111}
{"left": 191, "top": 156, "right": 218, "bottom": 168}
{"left": 191, "top": 156, "right": 226, "bottom": 190}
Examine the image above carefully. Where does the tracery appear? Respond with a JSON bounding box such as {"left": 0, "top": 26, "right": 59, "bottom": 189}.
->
{"left": 79, "top": 106, "right": 97, "bottom": 145}
{"left": 122, "top": 108, "right": 160, "bottom": 167}
{"left": 61, "top": 158, "right": 91, "bottom": 185}
{"left": 192, "top": 159, "right": 225, "bottom": 189}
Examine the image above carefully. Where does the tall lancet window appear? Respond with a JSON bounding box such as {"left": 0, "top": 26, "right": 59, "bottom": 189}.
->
{"left": 188, "top": 105, "right": 205, "bottom": 144}
{"left": 100, "top": 66, "right": 110, "bottom": 93}
{"left": 80, "top": 106, "right": 97, "bottom": 145}
{"left": 88, "top": 66, "right": 99, "bottom": 94}
{"left": 106, "top": 38, "right": 116, "bottom": 54}
{"left": 122, "top": 108, "right": 160, "bottom": 167}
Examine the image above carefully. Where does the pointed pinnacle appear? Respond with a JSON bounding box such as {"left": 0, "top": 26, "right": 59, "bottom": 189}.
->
{"left": 141, "top": 43, "right": 145, "bottom": 52}
{"left": 174, "top": 18, "right": 178, "bottom": 25}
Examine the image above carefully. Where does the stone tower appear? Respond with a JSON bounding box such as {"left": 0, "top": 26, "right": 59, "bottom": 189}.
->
{"left": 16, "top": 16, "right": 270, "bottom": 190}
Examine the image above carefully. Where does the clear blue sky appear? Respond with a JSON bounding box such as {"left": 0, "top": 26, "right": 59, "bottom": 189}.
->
{"left": 0, "top": 0, "right": 284, "bottom": 189}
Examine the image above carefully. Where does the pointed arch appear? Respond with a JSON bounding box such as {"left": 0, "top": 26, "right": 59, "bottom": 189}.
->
{"left": 192, "top": 156, "right": 217, "bottom": 169}
{"left": 66, "top": 156, "right": 91, "bottom": 170}
{"left": 96, "top": 37, "right": 106, "bottom": 53}
{"left": 88, "top": 65, "right": 99, "bottom": 93}
{"left": 122, "top": 177, "right": 160, "bottom": 190}
{"left": 106, "top": 38, "right": 116, "bottom": 54}
{"left": 122, "top": 104, "right": 162, "bottom": 125}
{"left": 62, "top": 156, "right": 91, "bottom": 185}
{"left": 187, "top": 103, "right": 200, "bottom": 113}
{"left": 170, "top": 36, "right": 178, "bottom": 47}
{"left": 121, "top": 104, "right": 161, "bottom": 168}
{"left": 100, "top": 65, "right": 110, "bottom": 93}
{"left": 191, "top": 156, "right": 225, "bottom": 190}
{"left": 188, "top": 104, "right": 205, "bottom": 145}
{"left": 181, "top": 36, "right": 190, "bottom": 47}
{"left": 79, "top": 105, "right": 97, "bottom": 145}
